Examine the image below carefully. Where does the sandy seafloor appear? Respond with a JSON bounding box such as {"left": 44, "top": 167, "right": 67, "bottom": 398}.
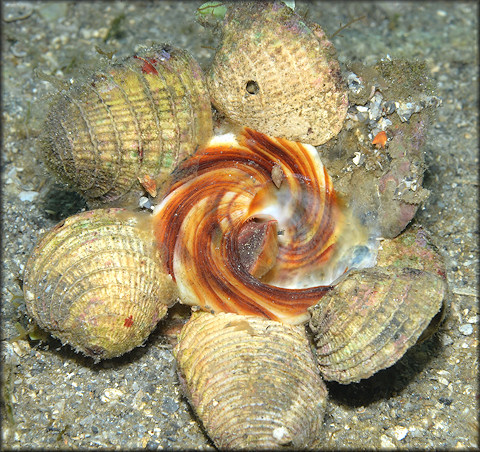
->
{"left": 1, "top": 1, "right": 478, "bottom": 450}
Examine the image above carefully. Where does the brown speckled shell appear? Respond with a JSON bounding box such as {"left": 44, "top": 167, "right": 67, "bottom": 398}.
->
{"left": 41, "top": 45, "right": 213, "bottom": 208}
{"left": 23, "top": 208, "right": 178, "bottom": 361}
{"left": 174, "top": 311, "right": 327, "bottom": 449}
{"left": 309, "top": 226, "right": 447, "bottom": 384}
{"left": 207, "top": 1, "right": 348, "bottom": 145}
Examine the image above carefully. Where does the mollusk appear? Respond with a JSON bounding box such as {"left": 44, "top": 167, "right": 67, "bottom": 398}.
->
{"left": 153, "top": 127, "right": 372, "bottom": 325}
{"left": 207, "top": 1, "right": 348, "bottom": 145}
{"left": 23, "top": 208, "right": 178, "bottom": 361}
{"left": 40, "top": 45, "right": 213, "bottom": 209}
{"left": 174, "top": 311, "right": 327, "bottom": 449}
{"left": 320, "top": 58, "right": 436, "bottom": 238}
{"left": 309, "top": 225, "right": 447, "bottom": 384}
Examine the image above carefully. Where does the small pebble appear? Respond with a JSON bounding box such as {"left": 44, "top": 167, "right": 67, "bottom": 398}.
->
{"left": 380, "top": 434, "right": 395, "bottom": 448}
{"left": 383, "top": 100, "right": 396, "bottom": 114}
{"left": 19, "top": 191, "right": 39, "bottom": 202}
{"left": 162, "top": 396, "right": 179, "bottom": 413}
{"left": 438, "top": 397, "right": 453, "bottom": 406}
{"left": 139, "top": 196, "right": 153, "bottom": 210}
{"left": 100, "top": 388, "right": 124, "bottom": 403}
{"left": 146, "top": 440, "right": 160, "bottom": 450}
{"left": 458, "top": 324, "right": 473, "bottom": 336}
{"left": 272, "top": 426, "right": 288, "bottom": 442}
{"left": 392, "top": 426, "right": 409, "bottom": 441}
{"left": 346, "top": 72, "right": 364, "bottom": 94}
{"left": 409, "top": 427, "right": 422, "bottom": 438}
{"left": 437, "top": 376, "right": 449, "bottom": 386}
{"left": 353, "top": 152, "right": 362, "bottom": 166}
{"left": 376, "top": 116, "right": 392, "bottom": 130}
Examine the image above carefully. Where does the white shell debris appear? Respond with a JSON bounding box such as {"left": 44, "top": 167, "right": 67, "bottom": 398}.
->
{"left": 392, "top": 426, "right": 409, "bottom": 441}
{"left": 353, "top": 152, "right": 363, "bottom": 166}
{"left": 395, "top": 101, "right": 422, "bottom": 122}
{"left": 368, "top": 92, "right": 383, "bottom": 120}
{"left": 346, "top": 71, "right": 364, "bottom": 95}
{"left": 272, "top": 426, "right": 289, "bottom": 442}
{"left": 100, "top": 388, "right": 124, "bottom": 403}
{"left": 345, "top": 72, "right": 443, "bottom": 137}
{"left": 19, "top": 190, "right": 39, "bottom": 202}
{"left": 395, "top": 96, "right": 443, "bottom": 122}
{"left": 139, "top": 196, "right": 153, "bottom": 210}
{"left": 376, "top": 117, "right": 392, "bottom": 131}
{"left": 458, "top": 324, "right": 473, "bottom": 336}
{"left": 381, "top": 434, "right": 395, "bottom": 448}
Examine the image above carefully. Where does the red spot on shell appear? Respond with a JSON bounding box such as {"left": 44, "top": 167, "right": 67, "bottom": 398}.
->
{"left": 124, "top": 315, "right": 134, "bottom": 327}
{"left": 133, "top": 55, "right": 158, "bottom": 75}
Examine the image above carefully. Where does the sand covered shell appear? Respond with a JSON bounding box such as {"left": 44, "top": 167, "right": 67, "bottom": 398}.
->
{"left": 41, "top": 44, "right": 213, "bottom": 209}
{"left": 153, "top": 127, "right": 373, "bottom": 325}
{"left": 23, "top": 208, "right": 178, "bottom": 361}
{"left": 207, "top": 1, "right": 348, "bottom": 145}
{"left": 309, "top": 225, "right": 447, "bottom": 383}
{"left": 319, "top": 58, "right": 438, "bottom": 238}
{"left": 174, "top": 311, "right": 327, "bottom": 449}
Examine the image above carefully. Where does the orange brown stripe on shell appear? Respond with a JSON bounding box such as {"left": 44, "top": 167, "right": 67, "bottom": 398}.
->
{"left": 153, "top": 127, "right": 367, "bottom": 325}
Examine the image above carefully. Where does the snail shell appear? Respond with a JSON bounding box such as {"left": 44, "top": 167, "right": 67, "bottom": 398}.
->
{"left": 174, "top": 311, "right": 328, "bottom": 449}
{"left": 41, "top": 45, "right": 213, "bottom": 208}
{"left": 207, "top": 1, "right": 348, "bottom": 145}
{"left": 309, "top": 225, "right": 447, "bottom": 383}
{"left": 153, "top": 127, "right": 372, "bottom": 325}
{"left": 23, "top": 208, "right": 178, "bottom": 361}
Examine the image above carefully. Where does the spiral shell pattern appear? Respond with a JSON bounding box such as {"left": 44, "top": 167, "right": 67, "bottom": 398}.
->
{"left": 153, "top": 128, "right": 369, "bottom": 325}
{"left": 174, "top": 311, "right": 327, "bottom": 449}
{"left": 23, "top": 209, "right": 178, "bottom": 360}
{"left": 41, "top": 45, "right": 212, "bottom": 208}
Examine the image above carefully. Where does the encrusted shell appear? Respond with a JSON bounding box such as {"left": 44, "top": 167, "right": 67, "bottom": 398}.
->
{"left": 23, "top": 208, "right": 178, "bottom": 361}
{"left": 41, "top": 45, "right": 213, "bottom": 208}
{"left": 153, "top": 127, "right": 372, "bottom": 325}
{"left": 207, "top": 1, "right": 348, "bottom": 145}
{"left": 309, "top": 225, "right": 447, "bottom": 384}
{"left": 174, "top": 311, "right": 328, "bottom": 449}
{"left": 319, "top": 59, "right": 435, "bottom": 238}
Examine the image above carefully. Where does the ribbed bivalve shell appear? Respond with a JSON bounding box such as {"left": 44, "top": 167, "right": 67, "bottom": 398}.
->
{"left": 174, "top": 311, "right": 328, "bottom": 449}
{"left": 23, "top": 208, "right": 178, "bottom": 361}
{"left": 207, "top": 1, "right": 348, "bottom": 145}
{"left": 41, "top": 45, "right": 213, "bottom": 208}
{"left": 309, "top": 226, "right": 447, "bottom": 383}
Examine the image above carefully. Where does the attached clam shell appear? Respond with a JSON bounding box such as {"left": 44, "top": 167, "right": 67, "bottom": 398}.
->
{"left": 174, "top": 311, "right": 327, "bottom": 449}
{"left": 309, "top": 226, "right": 447, "bottom": 383}
{"left": 41, "top": 45, "right": 213, "bottom": 208}
{"left": 23, "top": 208, "right": 178, "bottom": 360}
{"left": 207, "top": 1, "right": 348, "bottom": 145}
{"left": 153, "top": 127, "right": 372, "bottom": 325}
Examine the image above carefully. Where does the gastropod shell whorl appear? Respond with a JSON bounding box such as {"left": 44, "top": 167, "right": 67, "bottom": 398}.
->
{"left": 153, "top": 127, "right": 372, "bottom": 325}
{"left": 40, "top": 45, "right": 213, "bottom": 208}
{"left": 207, "top": 1, "right": 348, "bottom": 145}
{"left": 23, "top": 208, "right": 178, "bottom": 361}
{"left": 174, "top": 311, "right": 327, "bottom": 449}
